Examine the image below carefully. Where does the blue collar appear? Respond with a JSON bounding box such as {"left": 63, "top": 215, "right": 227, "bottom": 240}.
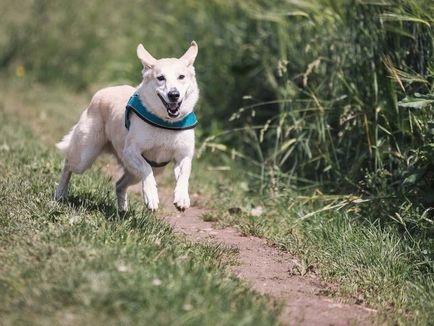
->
{"left": 125, "top": 93, "right": 198, "bottom": 130}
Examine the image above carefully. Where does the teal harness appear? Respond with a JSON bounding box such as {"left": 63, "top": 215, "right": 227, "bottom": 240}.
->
{"left": 125, "top": 92, "right": 198, "bottom": 167}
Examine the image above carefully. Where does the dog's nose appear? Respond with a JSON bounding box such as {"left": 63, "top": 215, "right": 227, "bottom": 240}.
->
{"left": 167, "top": 89, "right": 180, "bottom": 102}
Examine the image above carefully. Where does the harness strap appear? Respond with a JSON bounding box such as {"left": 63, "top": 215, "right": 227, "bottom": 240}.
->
{"left": 142, "top": 154, "right": 171, "bottom": 168}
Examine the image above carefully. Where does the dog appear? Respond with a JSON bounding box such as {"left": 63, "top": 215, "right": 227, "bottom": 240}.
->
{"left": 54, "top": 41, "right": 199, "bottom": 212}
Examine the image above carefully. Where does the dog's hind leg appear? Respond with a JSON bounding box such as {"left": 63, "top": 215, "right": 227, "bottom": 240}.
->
{"left": 54, "top": 163, "right": 72, "bottom": 201}
{"left": 55, "top": 103, "right": 107, "bottom": 200}
{"left": 116, "top": 171, "right": 140, "bottom": 213}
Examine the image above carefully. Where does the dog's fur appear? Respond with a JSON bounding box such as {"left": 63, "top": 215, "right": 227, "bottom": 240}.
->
{"left": 54, "top": 41, "right": 199, "bottom": 212}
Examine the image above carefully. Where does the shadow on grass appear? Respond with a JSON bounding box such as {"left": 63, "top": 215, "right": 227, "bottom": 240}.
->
{"left": 65, "top": 193, "right": 131, "bottom": 221}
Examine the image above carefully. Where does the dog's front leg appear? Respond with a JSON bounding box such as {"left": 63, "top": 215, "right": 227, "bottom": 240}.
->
{"left": 123, "top": 144, "right": 159, "bottom": 211}
{"left": 173, "top": 156, "right": 192, "bottom": 211}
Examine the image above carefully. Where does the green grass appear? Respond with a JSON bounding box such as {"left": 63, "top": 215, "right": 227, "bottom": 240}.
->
{"left": 201, "top": 179, "right": 434, "bottom": 325}
{"left": 0, "top": 83, "right": 280, "bottom": 326}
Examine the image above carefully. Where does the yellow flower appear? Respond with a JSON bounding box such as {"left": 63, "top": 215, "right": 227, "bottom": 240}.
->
{"left": 16, "top": 65, "right": 25, "bottom": 78}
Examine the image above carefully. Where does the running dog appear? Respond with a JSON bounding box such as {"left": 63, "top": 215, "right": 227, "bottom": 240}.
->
{"left": 54, "top": 41, "right": 199, "bottom": 212}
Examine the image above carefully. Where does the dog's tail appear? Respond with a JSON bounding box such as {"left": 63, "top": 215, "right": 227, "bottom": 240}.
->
{"left": 56, "top": 124, "right": 77, "bottom": 156}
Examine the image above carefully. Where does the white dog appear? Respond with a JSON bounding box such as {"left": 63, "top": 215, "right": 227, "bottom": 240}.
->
{"left": 54, "top": 41, "right": 199, "bottom": 212}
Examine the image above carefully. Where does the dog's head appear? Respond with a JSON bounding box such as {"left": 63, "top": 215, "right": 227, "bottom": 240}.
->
{"left": 136, "top": 41, "right": 199, "bottom": 121}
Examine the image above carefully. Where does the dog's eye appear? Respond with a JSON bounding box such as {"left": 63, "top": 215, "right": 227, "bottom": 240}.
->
{"left": 178, "top": 74, "right": 185, "bottom": 80}
{"left": 157, "top": 75, "right": 165, "bottom": 81}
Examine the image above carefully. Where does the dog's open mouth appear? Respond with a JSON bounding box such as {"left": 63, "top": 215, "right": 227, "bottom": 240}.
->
{"left": 157, "top": 93, "right": 182, "bottom": 118}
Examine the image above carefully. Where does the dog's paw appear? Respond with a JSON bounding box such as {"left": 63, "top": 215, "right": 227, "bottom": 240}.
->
{"left": 54, "top": 189, "right": 67, "bottom": 201}
{"left": 144, "top": 186, "right": 159, "bottom": 211}
{"left": 116, "top": 191, "right": 128, "bottom": 212}
{"left": 174, "top": 190, "right": 190, "bottom": 212}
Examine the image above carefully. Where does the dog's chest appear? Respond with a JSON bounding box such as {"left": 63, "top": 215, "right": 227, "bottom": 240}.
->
{"left": 138, "top": 127, "right": 194, "bottom": 162}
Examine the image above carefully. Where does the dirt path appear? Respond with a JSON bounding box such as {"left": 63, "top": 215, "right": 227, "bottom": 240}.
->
{"left": 108, "top": 165, "right": 376, "bottom": 325}
{"left": 161, "top": 195, "right": 376, "bottom": 325}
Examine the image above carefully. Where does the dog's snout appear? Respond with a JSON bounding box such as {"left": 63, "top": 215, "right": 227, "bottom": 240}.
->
{"left": 167, "top": 89, "right": 180, "bottom": 102}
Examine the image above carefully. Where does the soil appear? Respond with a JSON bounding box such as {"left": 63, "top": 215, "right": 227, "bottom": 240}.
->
{"left": 107, "top": 164, "right": 376, "bottom": 325}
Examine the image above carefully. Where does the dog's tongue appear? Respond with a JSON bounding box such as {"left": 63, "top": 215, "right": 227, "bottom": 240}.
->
{"left": 167, "top": 103, "right": 180, "bottom": 117}
{"left": 168, "top": 102, "right": 178, "bottom": 111}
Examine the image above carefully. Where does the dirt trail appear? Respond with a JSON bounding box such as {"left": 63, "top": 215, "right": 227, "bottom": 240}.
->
{"left": 109, "top": 165, "right": 376, "bottom": 325}
{"left": 161, "top": 195, "right": 376, "bottom": 325}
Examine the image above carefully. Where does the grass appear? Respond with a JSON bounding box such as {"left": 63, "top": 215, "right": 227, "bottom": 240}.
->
{"left": 0, "top": 80, "right": 280, "bottom": 326}
{"left": 200, "top": 177, "right": 434, "bottom": 325}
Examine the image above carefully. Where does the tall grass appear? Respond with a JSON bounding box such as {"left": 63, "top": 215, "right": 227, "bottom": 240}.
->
{"left": 202, "top": 0, "right": 433, "bottom": 183}
{"left": 198, "top": 0, "right": 434, "bottom": 230}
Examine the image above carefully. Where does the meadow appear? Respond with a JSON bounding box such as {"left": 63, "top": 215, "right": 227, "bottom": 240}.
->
{"left": 1, "top": 0, "right": 433, "bottom": 324}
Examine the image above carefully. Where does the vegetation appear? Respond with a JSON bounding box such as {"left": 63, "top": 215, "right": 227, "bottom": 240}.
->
{"left": 1, "top": 0, "right": 433, "bottom": 324}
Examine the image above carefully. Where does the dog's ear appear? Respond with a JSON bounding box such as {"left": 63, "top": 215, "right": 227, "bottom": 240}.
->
{"left": 180, "top": 41, "right": 198, "bottom": 67}
{"left": 137, "top": 44, "right": 157, "bottom": 69}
